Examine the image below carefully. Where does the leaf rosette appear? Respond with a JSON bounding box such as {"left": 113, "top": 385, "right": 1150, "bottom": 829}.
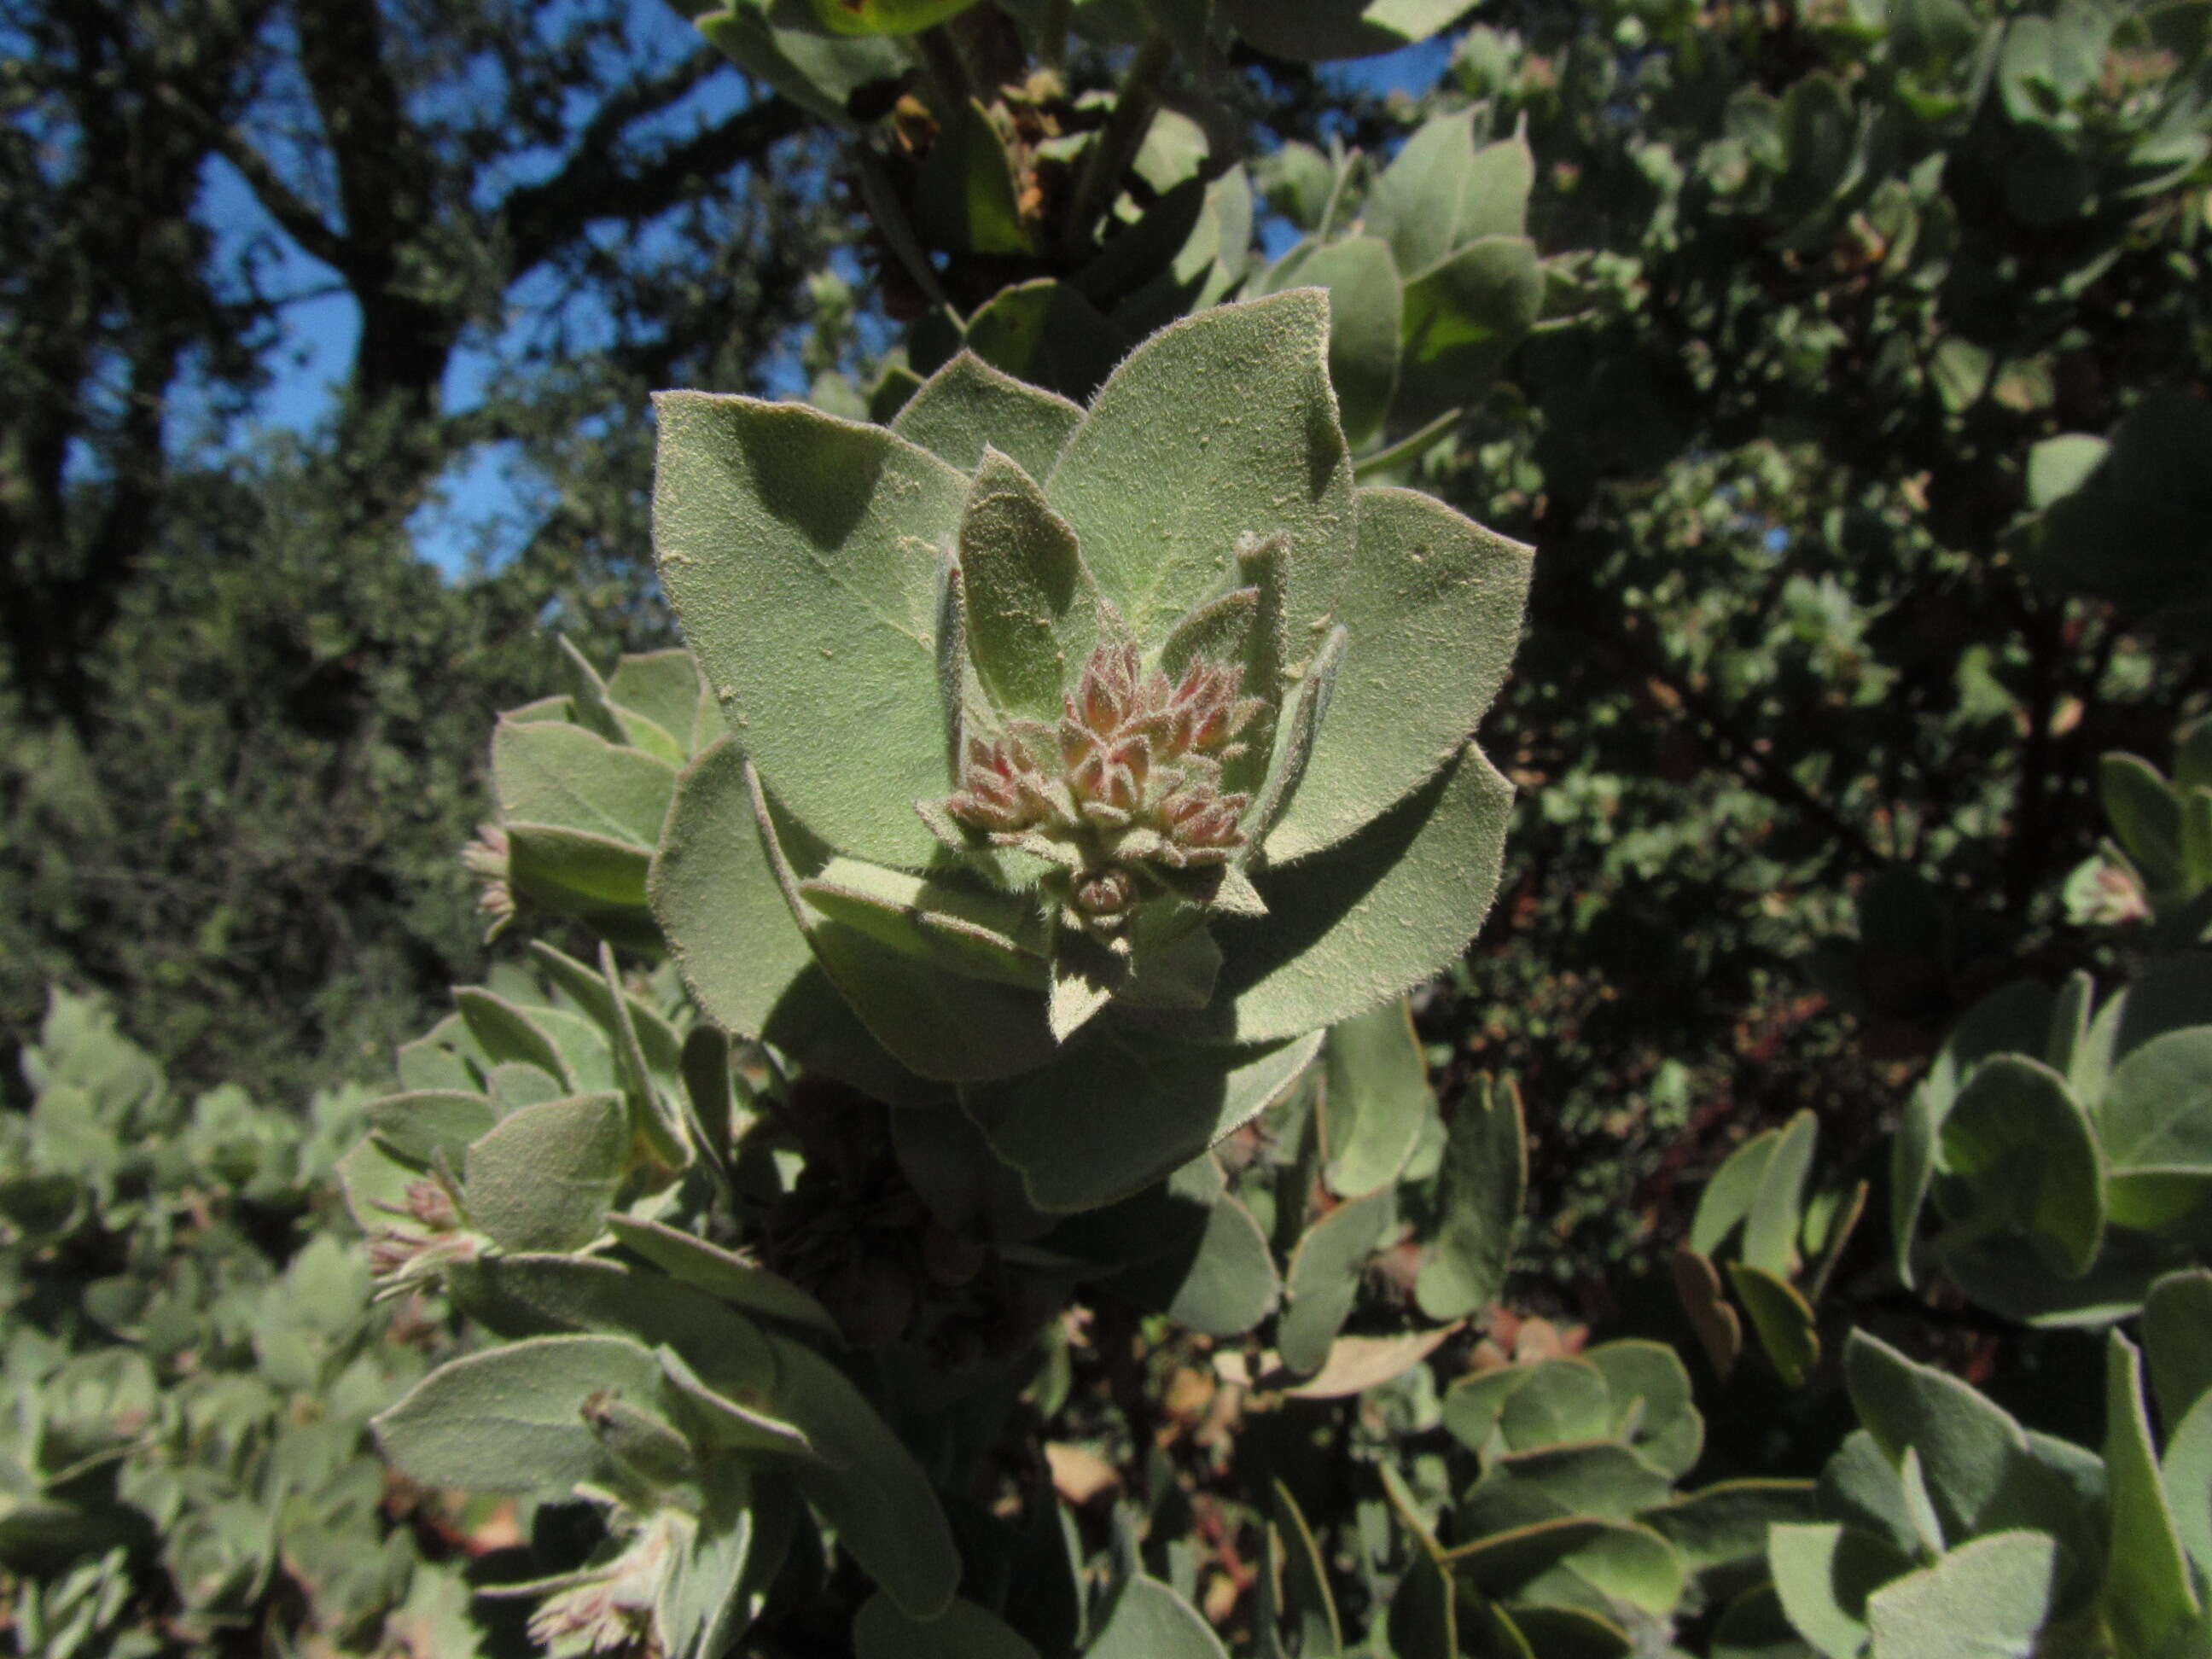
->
{"left": 649, "top": 289, "right": 1531, "bottom": 1209}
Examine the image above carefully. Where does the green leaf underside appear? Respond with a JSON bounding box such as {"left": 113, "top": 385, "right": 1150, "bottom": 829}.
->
{"left": 891, "top": 352, "right": 1085, "bottom": 479}
{"left": 653, "top": 392, "right": 967, "bottom": 869}
{"left": 962, "top": 1025, "right": 1323, "bottom": 1212}
{"left": 1264, "top": 486, "right": 1530, "bottom": 864}
{"left": 1046, "top": 290, "right": 1356, "bottom": 667}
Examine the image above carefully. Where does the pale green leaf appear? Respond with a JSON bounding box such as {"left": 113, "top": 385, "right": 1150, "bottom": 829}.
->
{"left": 1768, "top": 1522, "right": 1912, "bottom": 1659}
{"left": 1207, "top": 739, "right": 1515, "bottom": 1045}
{"left": 653, "top": 393, "right": 968, "bottom": 868}
{"left": 2104, "top": 1331, "right": 2203, "bottom": 1651}
{"left": 890, "top": 351, "right": 1085, "bottom": 479}
{"left": 1046, "top": 289, "right": 1355, "bottom": 664}
{"left": 958, "top": 447, "right": 1098, "bottom": 720}
{"left": 1278, "top": 1185, "right": 1394, "bottom": 1371}
{"left": 1263, "top": 486, "right": 1531, "bottom": 864}
{"left": 492, "top": 719, "right": 677, "bottom": 849}
{"left": 1862, "top": 1532, "right": 2058, "bottom": 1659}
{"left": 372, "top": 1335, "right": 664, "bottom": 1496}
{"left": 461, "top": 1093, "right": 626, "bottom": 1254}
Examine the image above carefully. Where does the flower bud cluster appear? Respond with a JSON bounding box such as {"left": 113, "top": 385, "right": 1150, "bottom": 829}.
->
{"left": 940, "top": 639, "right": 1261, "bottom": 934}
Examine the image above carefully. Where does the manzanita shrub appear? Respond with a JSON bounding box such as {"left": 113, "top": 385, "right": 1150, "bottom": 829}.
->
{"left": 649, "top": 288, "right": 1529, "bottom": 1211}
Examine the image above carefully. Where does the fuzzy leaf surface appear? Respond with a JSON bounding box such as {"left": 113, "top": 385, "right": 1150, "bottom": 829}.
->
{"left": 653, "top": 393, "right": 967, "bottom": 868}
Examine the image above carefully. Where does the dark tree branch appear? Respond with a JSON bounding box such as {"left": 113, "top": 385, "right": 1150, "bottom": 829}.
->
{"left": 205, "top": 123, "right": 352, "bottom": 273}
{"left": 504, "top": 91, "right": 806, "bottom": 277}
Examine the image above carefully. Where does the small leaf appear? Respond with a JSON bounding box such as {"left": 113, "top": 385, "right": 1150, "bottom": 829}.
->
{"left": 367, "top": 1091, "right": 498, "bottom": 1167}
{"left": 492, "top": 719, "right": 676, "bottom": 849}
{"left": 798, "top": 856, "right": 1049, "bottom": 989}
{"left": 2147, "top": 1268, "right": 2212, "bottom": 1426}
{"left": 891, "top": 351, "right": 1085, "bottom": 479}
{"left": 1282, "top": 1325, "right": 1456, "bottom": 1397}
{"left": 1726, "top": 1262, "right": 1819, "bottom": 1388}
{"left": 1088, "top": 1575, "right": 1231, "bottom": 1659}
{"left": 1694, "top": 1128, "right": 1784, "bottom": 1259}
{"left": 657, "top": 1347, "right": 815, "bottom": 1462}
{"left": 1277, "top": 1186, "right": 1394, "bottom": 1372}
{"left": 2104, "top": 752, "right": 2186, "bottom": 891}
{"left": 914, "top": 99, "right": 1032, "bottom": 255}
{"left": 1937, "top": 1056, "right": 2104, "bottom": 1278}
{"left": 649, "top": 740, "right": 819, "bottom": 1040}
{"left": 1109, "top": 1191, "right": 1280, "bottom": 1336}
{"left": 1245, "top": 624, "right": 1345, "bottom": 849}
{"left": 1459, "top": 1441, "right": 1676, "bottom": 1530}
{"left": 454, "top": 989, "right": 571, "bottom": 1088}
{"left": 1322, "top": 997, "right": 1435, "bottom": 1197}
{"left": 372, "top": 1336, "right": 665, "bottom": 1496}
{"left": 1586, "top": 1340, "right": 1703, "bottom": 1478}
{"left": 461, "top": 1093, "right": 626, "bottom": 1254}
{"left": 1673, "top": 1248, "right": 1743, "bottom": 1379}
{"left": 2101, "top": 1027, "right": 2212, "bottom": 1172}
{"left": 1414, "top": 1073, "right": 1526, "bottom": 1321}
{"left": 1743, "top": 1110, "right": 1818, "bottom": 1277}
{"left": 958, "top": 447, "right": 1097, "bottom": 720}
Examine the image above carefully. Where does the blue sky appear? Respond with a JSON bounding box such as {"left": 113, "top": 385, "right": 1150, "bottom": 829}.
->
{"left": 198, "top": 9, "right": 1452, "bottom": 575}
